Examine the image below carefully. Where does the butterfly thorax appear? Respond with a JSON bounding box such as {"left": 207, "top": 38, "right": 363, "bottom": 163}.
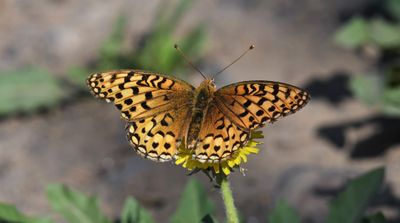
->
{"left": 186, "top": 79, "right": 217, "bottom": 149}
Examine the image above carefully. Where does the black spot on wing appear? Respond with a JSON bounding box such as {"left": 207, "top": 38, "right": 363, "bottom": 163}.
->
{"left": 243, "top": 100, "right": 252, "bottom": 107}
{"left": 145, "top": 92, "right": 153, "bottom": 100}
{"left": 141, "top": 102, "right": 150, "bottom": 110}
{"left": 125, "top": 99, "right": 133, "bottom": 105}
{"left": 115, "top": 93, "right": 123, "bottom": 99}
{"left": 132, "top": 87, "right": 139, "bottom": 94}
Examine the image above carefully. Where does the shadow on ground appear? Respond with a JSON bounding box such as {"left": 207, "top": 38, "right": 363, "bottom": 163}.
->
{"left": 318, "top": 115, "right": 400, "bottom": 159}
{"left": 303, "top": 71, "right": 352, "bottom": 105}
{"left": 303, "top": 72, "right": 400, "bottom": 159}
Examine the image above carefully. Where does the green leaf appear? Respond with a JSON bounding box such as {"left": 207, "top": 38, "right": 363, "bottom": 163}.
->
{"left": 349, "top": 74, "right": 384, "bottom": 105}
{"left": 120, "top": 197, "right": 155, "bottom": 223}
{"left": 0, "top": 68, "right": 65, "bottom": 116}
{"left": 385, "top": 0, "right": 400, "bottom": 20}
{"left": 362, "top": 212, "right": 387, "bottom": 223}
{"left": 370, "top": 19, "right": 400, "bottom": 48}
{"left": 46, "top": 184, "right": 111, "bottom": 223}
{"left": 0, "top": 203, "right": 54, "bottom": 223}
{"left": 170, "top": 179, "right": 214, "bottom": 223}
{"left": 326, "top": 167, "right": 385, "bottom": 223}
{"left": 335, "top": 17, "right": 370, "bottom": 49}
{"left": 268, "top": 199, "right": 301, "bottom": 223}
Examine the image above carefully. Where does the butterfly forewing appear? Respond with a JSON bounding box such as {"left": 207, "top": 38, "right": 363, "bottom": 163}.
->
{"left": 215, "top": 81, "right": 310, "bottom": 130}
{"left": 87, "top": 70, "right": 195, "bottom": 161}
{"left": 87, "top": 70, "right": 195, "bottom": 120}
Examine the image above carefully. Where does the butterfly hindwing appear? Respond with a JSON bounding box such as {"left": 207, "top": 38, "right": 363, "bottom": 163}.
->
{"left": 192, "top": 102, "right": 250, "bottom": 163}
{"left": 126, "top": 106, "right": 191, "bottom": 162}
{"left": 214, "top": 81, "right": 310, "bottom": 130}
{"left": 87, "top": 70, "right": 195, "bottom": 120}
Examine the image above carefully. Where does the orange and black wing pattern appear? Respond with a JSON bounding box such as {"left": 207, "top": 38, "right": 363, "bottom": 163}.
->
{"left": 214, "top": 81, "right": 310, "bottom": 130}
{"left": 125, "top": 106, "right": 191, "bottom": 162}
{"left": 191, "top": 102, "right": 250, "bottom": 163}
{"left": 87, "top": 70, "right": 194, "bottom": 121}
{"left": 87, "top": 70, "right": 195, "bottom": 162}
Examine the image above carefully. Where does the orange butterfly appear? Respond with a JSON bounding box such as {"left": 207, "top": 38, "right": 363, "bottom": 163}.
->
{"left": 87, "top": 45, "right": 310, "bottom": 163}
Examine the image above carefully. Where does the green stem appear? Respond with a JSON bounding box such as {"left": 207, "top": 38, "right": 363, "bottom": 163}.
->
{"left": 220, "top": 177, "right": 239, "bottom": 223}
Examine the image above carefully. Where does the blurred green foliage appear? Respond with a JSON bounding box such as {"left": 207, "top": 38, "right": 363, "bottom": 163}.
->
{"left": 0, "top": 68, "right": 66, "bottom": 116}
{"left": 169, "top": 179, "right": 214, "bottom": 223}
{"left": 362, "top": 213, "right": 387, "bottom": 223}
{"left": 326, "top": 167, "right": 384, "bottom": 223}
{"left": 135, "top": 0, "right": 206, "bottom": 77}
{"left": 334, "top": 0, "right": 400, "bottom": 116}
{"left": 120, "top": 198, "right": 155, "bottom": 223}
{"left": 266, "top": 167, "right": 386, "bottom": 223}
{"left": 0, "top": 203, "right": 53, "bottom": 223}
{"left": 335, "top": 17, "right": 400, "bottom": 49}
{"left": 46, "top": 184, "right": 111, "bottom": 223}
{"left": 335, "top": 17, "right": 371, "bottom": 49}
{"left": 268, "top": 200, "right": 301, "bottom": 223}
{"left": 69, "top": 0, "right": 206, "bottom": 87}
{"left": 0, "top": 167, "right": 387, "bottom": 223}
{"left": 0, "top": 0, "right": 206, "bottom": 117}
{"left": 386, "top": 0, "right": 400, "bottom": 20}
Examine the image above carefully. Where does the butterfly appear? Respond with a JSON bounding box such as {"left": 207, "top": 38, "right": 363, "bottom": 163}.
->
{"left": 86, "top": 46, "right": 310, "bottom": 164}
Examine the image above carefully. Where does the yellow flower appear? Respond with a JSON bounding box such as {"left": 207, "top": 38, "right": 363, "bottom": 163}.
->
{"left": 175, "top": 131, "right": 263, "bottom": 176}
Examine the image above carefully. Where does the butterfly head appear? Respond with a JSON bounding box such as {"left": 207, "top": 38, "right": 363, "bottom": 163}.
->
{"left": 198, "top": 79, "right": 217, "bottom": 94}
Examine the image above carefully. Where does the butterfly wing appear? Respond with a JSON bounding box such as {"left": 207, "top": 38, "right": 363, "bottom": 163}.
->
{"left": 192, "top": 102, "right": 250, "bottom": 163}
{"left": 87, "top": 70, "right": 195, "bottom": 120}
{"left": 87, "top": 70, "right": 195, "bottom": 162}
{"left": 214, "top": 81, "right": 310, "bottom": 130}
{"left": 126, "top": 106, "right": 191, "bottom": 162}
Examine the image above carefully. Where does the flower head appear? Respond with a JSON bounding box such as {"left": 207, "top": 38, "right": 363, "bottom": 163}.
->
{"left": 175, "top": 131, "right": 264, "bottom": 177}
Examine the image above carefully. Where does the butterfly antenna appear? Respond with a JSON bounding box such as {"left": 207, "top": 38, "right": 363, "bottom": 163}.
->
{"left": 174, "top": 44, "right": 207, "bottom": 79}
{"left": 212, "top": 44, "right": 255, "bottom": 79}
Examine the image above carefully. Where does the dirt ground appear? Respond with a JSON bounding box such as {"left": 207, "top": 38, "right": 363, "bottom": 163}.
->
{"left": 1, "top": 0, "right": 399, "bottom": 222}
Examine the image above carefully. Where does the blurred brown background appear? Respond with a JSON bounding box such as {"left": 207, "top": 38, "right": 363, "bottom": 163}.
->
{"left": 0, "top": 0, "right": 399, "bottom": 222}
